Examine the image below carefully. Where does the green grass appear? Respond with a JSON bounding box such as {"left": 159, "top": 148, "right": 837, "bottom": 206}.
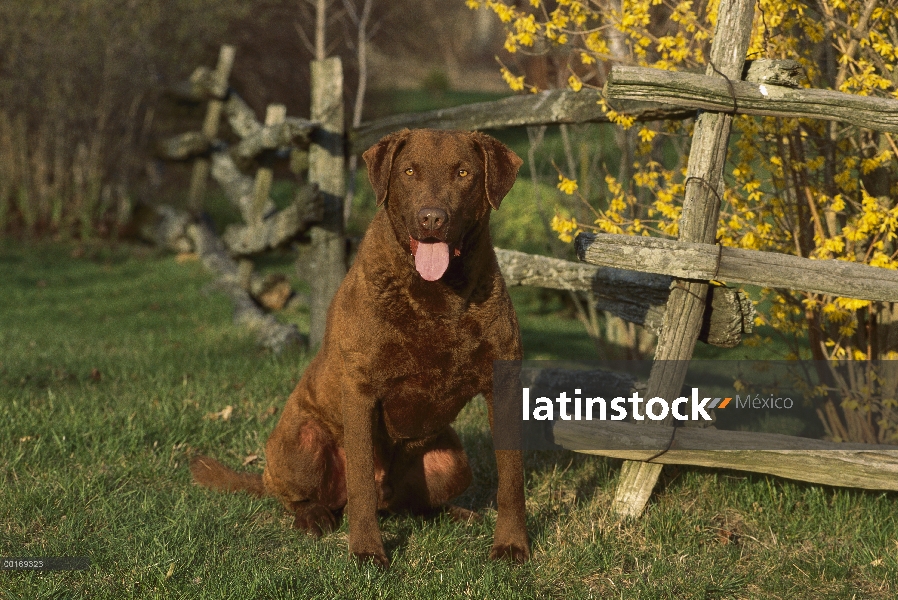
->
{"left": 2, "top": 240, "right": 897, "bottom": 599}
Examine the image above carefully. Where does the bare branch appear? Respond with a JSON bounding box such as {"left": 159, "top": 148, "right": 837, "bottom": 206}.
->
{"left": 295, "top": 20, "right": 316, "bottom": 56}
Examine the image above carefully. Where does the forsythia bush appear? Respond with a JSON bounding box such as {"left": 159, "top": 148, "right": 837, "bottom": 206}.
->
{"left": 469, "top": 0, "right": 898, "bottom": 442}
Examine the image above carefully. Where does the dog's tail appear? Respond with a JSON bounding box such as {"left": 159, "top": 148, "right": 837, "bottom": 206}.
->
{"left": 190, "top": 455, "right": 265, "bottom": 497}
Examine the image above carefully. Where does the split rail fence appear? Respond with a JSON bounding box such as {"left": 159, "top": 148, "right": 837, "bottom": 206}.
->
{"left": 156, "top": 0, "right": 898, "bottom": 518}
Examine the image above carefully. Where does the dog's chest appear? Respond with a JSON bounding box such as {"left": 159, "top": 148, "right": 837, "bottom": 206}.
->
{"left": 375, "top": 314, "right": 494, "bottom": 439}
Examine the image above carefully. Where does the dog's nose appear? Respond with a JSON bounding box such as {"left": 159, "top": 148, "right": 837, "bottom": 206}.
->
{"left": 417, "top": 207, "right": 448, "bottom": 234}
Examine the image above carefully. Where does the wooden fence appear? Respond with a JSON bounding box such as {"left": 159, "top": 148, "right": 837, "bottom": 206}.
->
{"left": 156, "top": 0, "right": 898, "bottom": 518}
{"left": 156, "top": 52, "right": 754, "bottom": 351}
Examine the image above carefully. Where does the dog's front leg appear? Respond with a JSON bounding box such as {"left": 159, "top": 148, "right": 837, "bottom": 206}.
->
{"left": 341, "top": 376, "right": 389, "bottom": 568}
{"left": 491, "top": 448, "right": 530, "bottom": 562}
{"left": 486, "top": 386, "right": 530, "bottom": 562}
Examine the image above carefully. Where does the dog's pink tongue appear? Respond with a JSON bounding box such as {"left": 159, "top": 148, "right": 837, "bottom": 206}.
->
{"left": 413, "top": 241, "right": 450, "bottom": 281}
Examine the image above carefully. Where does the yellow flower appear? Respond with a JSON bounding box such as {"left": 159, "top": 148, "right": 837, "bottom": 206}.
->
{"left": 557, "top": 175, "right": 578, "bottom": 195}
{"left": 504, "top": 34, "right": 518, "bottom": 53}
{"left": 551, "top": 214, "right": 579, "bottom": 243}
{"left": 637, "top": 127, "right": 656, "bottom": 142}
{"left": 500, "top": 67, "right": 525, "bottom": 91}
{"left": 836, "top": 297, "right": 871, "bottom": 311}
{"left": 490, "top": 1, "right": 514, "bottom": 22}
{"left": 600, "top": 99, "right": 636, "bottom": 128}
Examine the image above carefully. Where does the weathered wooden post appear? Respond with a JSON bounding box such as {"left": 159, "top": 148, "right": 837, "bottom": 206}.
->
{"left": 188, "top": 45, "right": 236, "bottom": 212}
{"left": 610, "top": 0, "right": 756, "bottom": 518}
{"left": 250, "top": 104, "right": 287, "bottom": 222}
{"left": 307, "top": 57, "right": 346, "bottom": 347}
{"left": 238, "top": 104, "right": 287, "bottom": 291}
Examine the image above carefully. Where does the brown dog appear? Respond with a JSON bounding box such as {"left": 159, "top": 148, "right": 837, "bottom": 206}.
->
{"left": 191, "top": 128, "right": 528, "bottom": 567}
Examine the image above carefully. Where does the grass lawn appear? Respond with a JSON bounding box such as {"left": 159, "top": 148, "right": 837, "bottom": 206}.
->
{"left": 2, "top": 239, "right": 897, "bottom": 599}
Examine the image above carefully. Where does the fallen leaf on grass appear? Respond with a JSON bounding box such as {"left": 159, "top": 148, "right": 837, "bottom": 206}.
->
{"left": 205, "top": 405, "right": 234, "bottom": 421}
{"left": 717, "top": 528, "right": 740, "bottom": 546}
{"left": 243, "top": 454, "right": 259, "bottom": 466}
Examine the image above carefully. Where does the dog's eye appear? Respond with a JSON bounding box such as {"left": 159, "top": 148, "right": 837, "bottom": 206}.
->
{"left": 404, "top": 168, "right": 414, "bottom": 176}
{"left": 458, "top": 169, "right": 469, "bottom": 177}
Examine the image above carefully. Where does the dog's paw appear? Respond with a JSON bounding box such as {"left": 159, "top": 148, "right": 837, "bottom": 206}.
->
{"left": 292, "top": 503, "right": 337, "bottom": 538}
{"left": 489, "top": 542, "right": 530, "bottom": 563}
{"left": 352, "top": 551, "right": 390, "bottom": 569}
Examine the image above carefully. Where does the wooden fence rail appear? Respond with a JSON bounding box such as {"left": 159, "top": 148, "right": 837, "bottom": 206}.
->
{"left": 495, "top": 248, "right": 754, "bottom": 347}
{"left": 576, "top": 233, "right": 898, "bottom": 303}
{"left": 553, "top": 420, "right": 898, "bottom": 492}
{"left": 605, "top": 65, "right": 898, "bottom": 134}
{"left": 349, "top": 57, "right": 883, "bottom": 155}
{"left": 350, "top": 91, "right": 692, "bottom": 153}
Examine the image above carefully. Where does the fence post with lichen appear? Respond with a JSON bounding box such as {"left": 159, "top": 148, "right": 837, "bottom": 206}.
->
{"left": 306, "top": 57, "right": 347, "bottom": 348}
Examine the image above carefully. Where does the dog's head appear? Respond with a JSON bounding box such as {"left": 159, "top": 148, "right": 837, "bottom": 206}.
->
{"left": 362, "top": 129, "right": 522, "bottom": 281}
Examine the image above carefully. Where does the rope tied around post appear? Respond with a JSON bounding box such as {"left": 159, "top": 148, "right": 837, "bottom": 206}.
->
{"left": 708, "top": 60, "right": 738, "bottom": 114}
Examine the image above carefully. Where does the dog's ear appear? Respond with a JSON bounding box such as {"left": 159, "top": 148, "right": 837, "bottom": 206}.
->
{"left": 362, "top": 129, "right": 410, "bottom": 206}
{"left": 472, "top": 132, "right": 523, "bottom": 210}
